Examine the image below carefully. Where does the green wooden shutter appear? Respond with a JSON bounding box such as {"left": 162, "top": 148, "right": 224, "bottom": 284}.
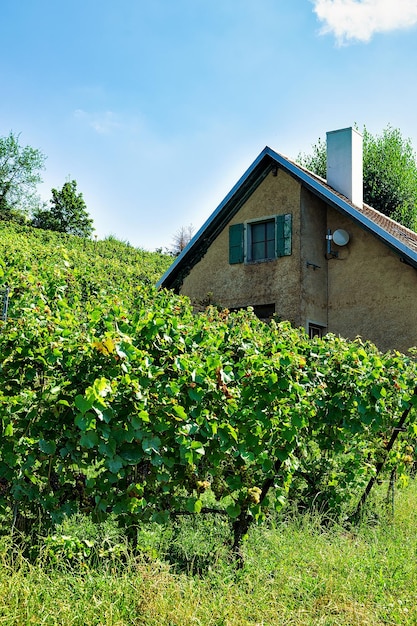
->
{"left": 229, "top": 223, "right": 244, "bottom": 264}
{"left": 276, "top": 214, "right": 292, "bottom": 257}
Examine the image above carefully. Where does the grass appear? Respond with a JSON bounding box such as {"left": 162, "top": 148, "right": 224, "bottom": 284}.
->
{"left": 1, "top": 482, "right": 417, "bottom": 625}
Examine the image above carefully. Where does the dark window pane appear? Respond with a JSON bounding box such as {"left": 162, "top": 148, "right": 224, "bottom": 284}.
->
{"left": 266, "top": 221, "right": 275, "bottom": 239}
{"left": 253, "top": 303, "right": 275, "bottom": 320}
{"left": 266, "top": 239, "right": 275, "bottom": 258}
{"left": 252, "top": 223, "right": 265, "bottom": 243}
{"left": 252, "top": 242, "right": 265, "bottom": 260}
{"left": 308, "top": 323, "right": 326, "bottom": 339}
{"left": 250, "top": 220, "right": 275, "bottom": 260}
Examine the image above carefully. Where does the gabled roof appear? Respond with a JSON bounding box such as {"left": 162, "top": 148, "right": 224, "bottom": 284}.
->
{"left": 158, "top": 146, "right": 417, "bottom": 291}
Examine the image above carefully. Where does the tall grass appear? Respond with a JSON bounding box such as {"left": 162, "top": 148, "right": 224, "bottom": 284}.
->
{"left": 1, "top": 481, "right": 417, "bottom": 625}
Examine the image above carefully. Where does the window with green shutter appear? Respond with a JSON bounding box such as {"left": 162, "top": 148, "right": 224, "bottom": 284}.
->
{"left": 229, "top": 214, "right": 292, "bottom": 264}
{"left": 250, "top": 219, "right": 275, "bottom": 261}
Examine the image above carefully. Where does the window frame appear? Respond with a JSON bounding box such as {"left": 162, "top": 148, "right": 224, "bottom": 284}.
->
{"left": 246, "top": 217, "right": 276, "bottom": 262}
{"left": 307, "top": 321, "right": 327, "bottom": 339}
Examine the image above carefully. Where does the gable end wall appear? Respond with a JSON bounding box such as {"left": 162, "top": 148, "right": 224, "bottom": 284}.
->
{"left": 180, "top": 170, "right": 303, "bottom": 324}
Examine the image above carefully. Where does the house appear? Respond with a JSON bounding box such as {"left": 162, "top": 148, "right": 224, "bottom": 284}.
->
{"left": 158, "top": 127, "right": 417, "bottom": 353}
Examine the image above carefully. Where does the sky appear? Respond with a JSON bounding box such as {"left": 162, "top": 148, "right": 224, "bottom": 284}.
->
{"left": 2, "top": 0, "right": 417, "bottom": 251}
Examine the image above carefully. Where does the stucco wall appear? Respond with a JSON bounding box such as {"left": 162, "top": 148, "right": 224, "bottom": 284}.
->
{"left": 180, "top": 169, "right": 303, "bottom": 325}
{"left": 326, "top": 208, "right": 417, "bottom": 353}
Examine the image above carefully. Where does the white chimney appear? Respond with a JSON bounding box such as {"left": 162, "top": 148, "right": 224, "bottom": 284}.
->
{"left": 326, "top": 127, "right": 363, "bottom": 207}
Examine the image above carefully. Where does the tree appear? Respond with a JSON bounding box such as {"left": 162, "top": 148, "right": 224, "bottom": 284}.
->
{"left": 297, "top": 125, "right": 417, "bottom": 230}
{"left": 0, "top": 131, "right": 46, "bottom": 222}
{"left": 171, "top": 224, "right": 195, "bottom": 256}
{"left": 32, "top": 179, "right": 94, "bottom": 237}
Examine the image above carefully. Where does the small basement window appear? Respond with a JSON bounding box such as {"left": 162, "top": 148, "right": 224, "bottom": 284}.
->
{"left": 230, "top": 303, "right": 276, "bottom": 321}
{"left": 253, "top": 303, "right": 276, "bottom": 321}
{"left": 308, "top": 322, "right": 326, "bottom": 339}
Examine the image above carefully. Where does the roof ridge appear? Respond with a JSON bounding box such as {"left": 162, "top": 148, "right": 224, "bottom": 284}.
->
{"left": 284, "top": 151, "right": 417, "bottom": 245}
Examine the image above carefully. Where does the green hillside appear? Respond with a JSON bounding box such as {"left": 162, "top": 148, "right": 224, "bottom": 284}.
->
{"left": 0, "top": 222, "right": 172, "bottom": 316}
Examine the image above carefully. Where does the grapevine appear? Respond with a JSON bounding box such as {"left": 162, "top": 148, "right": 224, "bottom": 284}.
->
{"left": 0, "top": 222, "right": 417, "bottom": 563}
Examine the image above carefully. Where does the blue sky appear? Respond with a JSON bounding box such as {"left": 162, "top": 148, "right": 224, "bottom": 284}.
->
{"left": 2, "top": 0, "right": 417, "bottom": 251}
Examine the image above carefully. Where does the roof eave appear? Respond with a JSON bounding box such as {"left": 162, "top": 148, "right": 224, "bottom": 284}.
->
{"left": 157, "top": 147, "right": 275, "bottom": 289}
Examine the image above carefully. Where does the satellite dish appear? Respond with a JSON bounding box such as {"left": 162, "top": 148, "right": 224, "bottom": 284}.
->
{"left": 333, "top": 229, "right": 350, "bottom": 246}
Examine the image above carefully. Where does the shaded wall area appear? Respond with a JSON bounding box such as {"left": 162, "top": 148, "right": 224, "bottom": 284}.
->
{"left": 326, "top": 207, "right": 417, "bottom": 353}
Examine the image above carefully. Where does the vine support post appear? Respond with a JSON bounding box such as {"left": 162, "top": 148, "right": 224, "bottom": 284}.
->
{"left": 351, "top": 386, "right": 417, "bottom": 522}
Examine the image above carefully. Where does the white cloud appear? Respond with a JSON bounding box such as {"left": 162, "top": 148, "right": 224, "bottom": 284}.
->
{"left": 312, "top": 0, "right": 417, "bottom": 44}
{"left": 73, "top": 109, "right": 126, "bottom": 134}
